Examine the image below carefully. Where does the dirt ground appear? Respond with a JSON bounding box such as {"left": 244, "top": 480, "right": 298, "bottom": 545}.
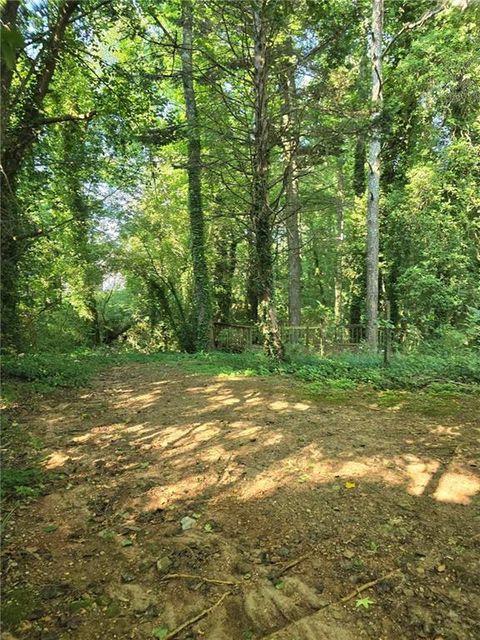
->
{"left": 2, "top": 362, "right": 480, "bottom": 640}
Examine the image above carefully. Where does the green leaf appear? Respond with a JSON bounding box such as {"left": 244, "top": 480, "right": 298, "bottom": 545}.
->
{"left": 44, "top": 524, "right": 58, "bottom": 533}
{"left": 0, "top": 25, "right": 24, "bottom": 69}
{"left": 152, "top": 626, "right": 169, "bottom": 639}
{"left": 274, "top": 580, "right": 285, "bottom": 590}
{"left": 121, "top": 538, "right": 133, "bottom": 547}
{"left": 204, "top": 522, "right": 213, "bottom": 532}
{"left": 355, "top": 596, "right": 375, "bottom": 609}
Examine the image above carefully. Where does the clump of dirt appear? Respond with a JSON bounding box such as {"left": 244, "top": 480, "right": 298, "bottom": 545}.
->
{"left": 2, "top": 364, "right": 479, "bottom": 639}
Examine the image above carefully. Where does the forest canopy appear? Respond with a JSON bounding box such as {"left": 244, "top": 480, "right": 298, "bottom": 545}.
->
{"left": 1, "top": 0, "right": 479, "bottom": 358}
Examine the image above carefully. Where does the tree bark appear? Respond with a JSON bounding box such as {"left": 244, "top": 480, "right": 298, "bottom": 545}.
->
{"left": 252, "top": 0, "right": 283, "bottom": 359}
{"left": 180, "top": 0, "right": 212, "bottom": 351}
{"left": 366, "top": 0, "right": 384, "bottom": 351}
{"left": 280, "top": 44, "right": 302, "bottom": 327}
{"left": 334, "top": 160, "right": 345, "bottom": 325}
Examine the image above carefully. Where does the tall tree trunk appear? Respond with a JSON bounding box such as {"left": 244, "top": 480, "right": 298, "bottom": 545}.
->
{"left": 252, "top": 1, "right": 283, "bottom": 359}
{"left": 246, "top": 229, "right": 259, "bottom": 324}
{"left": 0, "top": 0, "right": 80, "bottom": 349}
{"left": 366, "top": 0, "right": 384, "bottom": 351}
{"left": 280, "top": 44, "right": 302, "bottom": 327}
{"left": 334, "top": 159, "right": 345, "bottom": 325}
{"left": 181, "top": 0, "right": 212, "bottom": 351}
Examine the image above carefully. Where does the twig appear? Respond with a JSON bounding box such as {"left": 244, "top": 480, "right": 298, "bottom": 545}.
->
{"left": 337, "top": 568, "right": 401, "bottom": 604}
{"left": 277, "top": 553, "right": 311, "bottom": 577}
{"left": 160, "top": 572, "right": 237, "bottom": 586}
{"left": 164, "top": 591, "right": 230, "bottom": 640}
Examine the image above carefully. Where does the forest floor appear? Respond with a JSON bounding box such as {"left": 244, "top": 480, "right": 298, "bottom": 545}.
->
{"left": 1, "top": 360, "right": 480, "bottom": 640}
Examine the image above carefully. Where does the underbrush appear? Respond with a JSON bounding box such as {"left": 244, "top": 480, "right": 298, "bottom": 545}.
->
{"left": 2, "top": 346, "right": 479, "bottom": 395}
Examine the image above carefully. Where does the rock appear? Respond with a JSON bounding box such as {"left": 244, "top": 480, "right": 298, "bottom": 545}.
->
{"left": 156, "top": 556, "right": 172, "bottom": 574}
{"left": 180, "top": 516, "right": 197, "bottom": 531}
{"left": 41, "top": 583, "right": 71, "bottom": 600}
{"left": 435, "top": 563, "right": 446, "bottom": 573}
{"left": 235, "top": 561, "right": 251, "bottom": 575}
{"left": 121, "top": 573, "right": 135, "bottom": 583}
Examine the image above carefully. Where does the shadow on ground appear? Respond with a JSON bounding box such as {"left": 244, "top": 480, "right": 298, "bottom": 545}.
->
{"left": 2, "top": 363, "right": 479, "bottom": 640}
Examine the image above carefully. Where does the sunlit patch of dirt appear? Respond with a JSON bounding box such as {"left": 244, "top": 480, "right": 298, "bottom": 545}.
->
{"left": 2, "top": 363, "right": 479, "bottom": 640}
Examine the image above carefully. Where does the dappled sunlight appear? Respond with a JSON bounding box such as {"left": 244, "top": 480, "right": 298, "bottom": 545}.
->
{"left": 430, "top": 425, "right": 461, "bottom": 437}
{"left": 403, "top": 459, "right": 440, "bottom": 496}
{"left": 31, "top": 370, "right": 479, "bottom": 527}
{"left": 433, "top": 468, "right": 480, "bottom": 505}
{"left": 43, "top": 450, "right": 71, "bottom": 469}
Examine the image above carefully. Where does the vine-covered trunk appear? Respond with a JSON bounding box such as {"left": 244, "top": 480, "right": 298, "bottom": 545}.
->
{"left": 280, "top": 48, "right": 302, "bottom": 327}
{"left": 0, "top": 0, "right": 80, "bottom": 349}
{"left": 252, "top": 1, "right": 283, "bottom": 360}
{"left": 366, "top": 0, "right": 384, "bottom": 351}
{"left": 335, "top": 160, "right": 345, "bottom": 325}
{"left": 181, "top": 0, "right": 212, "bottom": 351}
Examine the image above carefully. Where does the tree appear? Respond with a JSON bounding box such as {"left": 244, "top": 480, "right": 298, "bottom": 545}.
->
{"left": 251, "top": 0, "right": 284, "bottom": 359}
{"left": 280, "top": 39, "right": 302, "bottom": 327}
{"left": 180, "top": 0, "right": 212, "bottom": 350}
{"left": 365, "top": 0, "right": 384, "bottom": 351}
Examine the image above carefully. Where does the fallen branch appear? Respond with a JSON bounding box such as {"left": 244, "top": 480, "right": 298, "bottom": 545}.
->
{"left": 164, "top": 591, "right": 230, "bottom": 640}
{"left": 337, "top": 568, "right": 401, "bottom": 605}
{"left": 160, "top": 572, "right": 237, "bottom": 586}
{"left": 277, "top": 553, "right": 311, "bottom": 577}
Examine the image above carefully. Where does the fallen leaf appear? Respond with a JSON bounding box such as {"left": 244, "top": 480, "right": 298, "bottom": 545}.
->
{"left": 355, "top": 596, "right": 375, "bottom": 609}
{"left": 345, "top": 481, "right": 356, "bottom": 489}
{"left": 152, "top": 627, "right": 169, "bottom": 639}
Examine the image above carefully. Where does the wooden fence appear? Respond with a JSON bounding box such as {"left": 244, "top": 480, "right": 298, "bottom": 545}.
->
{"left": 213, "top": 322, "right": 390, "bottom": 354}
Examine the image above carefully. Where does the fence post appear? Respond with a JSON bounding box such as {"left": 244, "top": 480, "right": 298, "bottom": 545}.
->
{"left": 384, "top": 301, "right": 392, "bottom": 365}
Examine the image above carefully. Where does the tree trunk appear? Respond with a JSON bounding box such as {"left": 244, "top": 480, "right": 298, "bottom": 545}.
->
{"left": 180, "top": 0, "right": 212, "bottom": 351}
{"left": 0, "top": 0, "right": 80, "bottom": 349}
{"left": 334, "top": 159, "right": 345, "bottom": 325}
{"left": 252, "top": 1, "right": 284, "bottom": 359}
{"left": 280, "top": 44, "right": 302, "bottom": 327}
{"left": 366, "top": 0, "right": 384, "bottom": 351}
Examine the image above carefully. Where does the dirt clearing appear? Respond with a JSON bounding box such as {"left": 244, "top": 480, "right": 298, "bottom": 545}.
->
{"left": 2, "top": 363, "right": 480, "bottom": 639}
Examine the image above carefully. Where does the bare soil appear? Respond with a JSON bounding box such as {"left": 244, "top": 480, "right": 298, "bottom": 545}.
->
{"left": 2, "top": 362, "right": 480, "bottom": 640}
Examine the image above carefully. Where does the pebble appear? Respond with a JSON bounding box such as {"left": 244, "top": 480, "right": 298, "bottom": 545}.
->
{"left": 156, "top": 556, "right": 172, "bottom": 574}
{"left": 180, "top": 516, "right": 197, "bottom": 531}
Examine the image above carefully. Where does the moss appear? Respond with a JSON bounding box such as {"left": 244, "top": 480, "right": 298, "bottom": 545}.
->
{"left": 68, "top": 598, "right": 93, "bottom": 613}
{"left": 1, "top": 587, "right": 38, "bottom": 628}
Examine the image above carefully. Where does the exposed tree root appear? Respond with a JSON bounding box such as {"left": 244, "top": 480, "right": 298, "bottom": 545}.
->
{"left": 164, "top": 591, "right": 230, "bottom": 639}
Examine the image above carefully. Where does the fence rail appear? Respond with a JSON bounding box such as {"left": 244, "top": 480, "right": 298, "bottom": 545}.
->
{"left": 213, "top": 322, "right": 389, "bottom": 354}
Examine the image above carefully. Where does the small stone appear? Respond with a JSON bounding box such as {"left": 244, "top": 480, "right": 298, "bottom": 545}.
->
{"left": 156, "top": 556, "right": 172, "bottom": 574}
{"left": 235, "top": 561, "right": 250, "bottom": 575}
{"left": 25, "top": 547, "right": 39, "bottom": 554}
{"left": 435, "top": 564, "right": 446, "bottom": 573}
{"left": 180, "top": 516, "right": 197, "bottom": 531}
{"left": 121, "top": 573, "right": 135, "bottom": 583}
